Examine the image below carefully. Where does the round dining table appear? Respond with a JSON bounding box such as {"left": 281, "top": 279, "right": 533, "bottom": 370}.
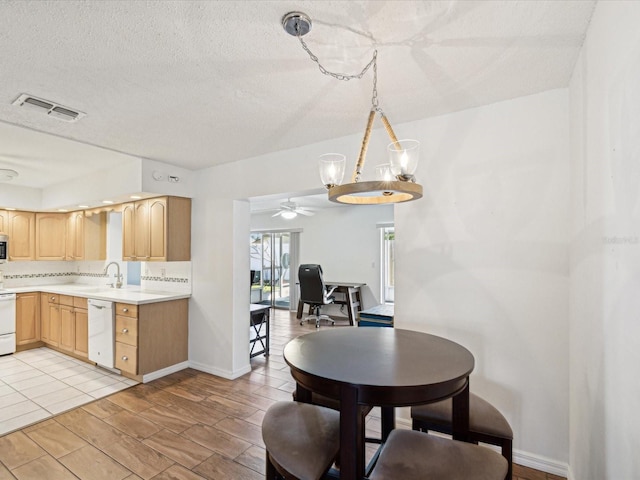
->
{"left": 283, "top": 327, "right": 475, "bottom": 480}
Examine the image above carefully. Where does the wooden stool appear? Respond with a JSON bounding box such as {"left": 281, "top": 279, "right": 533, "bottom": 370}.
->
{"left": 369, "top": 429, "right": 508, "bottom": 480}
{"left": 411, "top": 393, "right": 513, "bottom": 480}
{"left": 262, "top": 401, "right": 340, "bottom": 480}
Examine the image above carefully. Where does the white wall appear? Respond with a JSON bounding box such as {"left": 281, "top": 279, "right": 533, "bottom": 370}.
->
{"left": 251, "top": 204, "right": 393, "bottom": 313}
{"left": 394, "top": 89, "right": 570, "bottom": 472}
{"left": 568, "top": 2, "right": 640, "bottom": 479}
{"left": 191, "top": 88, "right": 570, "bottom": 472}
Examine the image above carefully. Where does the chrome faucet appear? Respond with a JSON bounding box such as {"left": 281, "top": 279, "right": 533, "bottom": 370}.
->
{"left": 104, "top": 261, "right": 123, "bottom": 289}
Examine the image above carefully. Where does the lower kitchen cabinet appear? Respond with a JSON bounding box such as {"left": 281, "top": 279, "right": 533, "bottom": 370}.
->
{"left": 40, "top": 293, "right": 88, "bottom": 358}
{"left": 74, "top": 297, "right": 88, "bottom": 358}
{"left": 16, "top": 292, "right": 40, "bottom": 346}
{"left": 114, "top": 298, "right": 188, "bottom": 377}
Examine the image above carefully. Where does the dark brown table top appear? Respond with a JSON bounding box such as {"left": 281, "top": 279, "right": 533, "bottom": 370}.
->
{"left": 284, "top": 328, "right": 474, "bottom": 404}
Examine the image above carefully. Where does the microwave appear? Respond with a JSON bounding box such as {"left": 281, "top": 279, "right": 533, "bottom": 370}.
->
{"left": 0, "top": 233, "right": 7, "bottom": 263}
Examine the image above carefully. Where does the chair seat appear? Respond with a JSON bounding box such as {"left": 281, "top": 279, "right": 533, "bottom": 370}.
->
{"left": 369, "top": 429, "right": 508, "bottom": 480}
{"left": 262, "top": 401, "right": 340, "bottom": 480}
{"left": 411, "top": 393, "right": 513, "bottom": 439}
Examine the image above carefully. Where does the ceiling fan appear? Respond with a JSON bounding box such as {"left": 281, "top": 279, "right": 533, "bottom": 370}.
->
{"left": 272, "top": 199, "right": 315, "bottom": 219}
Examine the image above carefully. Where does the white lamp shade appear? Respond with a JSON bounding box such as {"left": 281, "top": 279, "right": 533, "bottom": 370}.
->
{"left": 388, "top": 139, "right": 419, "bottom": 180}
{"left": 375, "top": 163, "right": 394, "bottom": 182}
{"left": 319, "top": 153, "right": 346, "bottom": 188}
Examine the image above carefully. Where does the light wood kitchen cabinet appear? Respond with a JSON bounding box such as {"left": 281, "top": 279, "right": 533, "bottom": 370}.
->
{"left": 121, "top": 196, "right": 191, "bottom": 262}
{"left": 73, "top": 297, "right": 88, "bottom": 358}
{"left": 36, "top": 213, "right": 67, "bottom": 260}
{"left": 41, "top": 293, "right": 60, "bottom": 347}
{"left": 3, "top": 210, "right": 35, "bottom": 260}
{"left": 115, "top": 299, "right": 188, "bottom": 377}
{"left": 0, "top": 210, "right": 7, "bottom": 233}
{"left": 16, "top": 292, "right": 40, "bottom": 345}
{"left": 66, "top": 211, "right": 107, "bottom": 261}
{"left": 59, "top": 295, "right": 75, "bottom": 353}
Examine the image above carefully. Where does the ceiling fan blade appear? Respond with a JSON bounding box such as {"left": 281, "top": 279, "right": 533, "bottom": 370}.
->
{"left": 272, "top": 211, "right": 283, "bottom": 217}
{"left": 296, "top": 209, "right": 315, "bottom": 216}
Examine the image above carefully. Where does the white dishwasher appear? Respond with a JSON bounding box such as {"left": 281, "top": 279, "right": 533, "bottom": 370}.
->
{"left": 0, "top": 291, "right": 17, "bottom": 356}
{"left": 88, "top": 298, "right": 115, "bottom": 368}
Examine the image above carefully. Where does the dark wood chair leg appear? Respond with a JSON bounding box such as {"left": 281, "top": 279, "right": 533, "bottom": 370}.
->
{"left": 502, "top": 439, "right": 513, "bottom": 480}
{"left": 266, "top": 453, "right": 278, "bottom": 480}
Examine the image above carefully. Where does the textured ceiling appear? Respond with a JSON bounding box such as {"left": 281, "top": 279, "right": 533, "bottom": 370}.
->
{"left": 0, "top": 0, "right": 596, "bottom": 189}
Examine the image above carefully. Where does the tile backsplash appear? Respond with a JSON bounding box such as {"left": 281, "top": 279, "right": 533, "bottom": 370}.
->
{"left": 0, "top": 260, "right": 191, "bottom": 294}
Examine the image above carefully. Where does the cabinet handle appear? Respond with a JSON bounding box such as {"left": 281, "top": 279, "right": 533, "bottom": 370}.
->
{"left": 50, "top": 296, "right": 55, "bottom": 301}
{"left": 122, "top": 308, "right": 128, "bottom": 312}
{"left": 122, "top": 328, "right": 128, "bottom": 333}
{"left": 121, "top": 356, "right": 128, "bottom": 361}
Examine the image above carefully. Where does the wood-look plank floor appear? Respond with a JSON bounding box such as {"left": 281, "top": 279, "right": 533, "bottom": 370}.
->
{"left": 0, "top": 309, "right": 563, "bottom": 480}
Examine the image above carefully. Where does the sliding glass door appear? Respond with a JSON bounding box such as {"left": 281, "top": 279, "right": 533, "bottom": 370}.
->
{"left": 250, "top": 231, "right": 294, "bottom": 309}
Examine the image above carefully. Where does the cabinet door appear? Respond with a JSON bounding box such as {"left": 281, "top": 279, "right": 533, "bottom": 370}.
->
{"left": 8, "top": 211, "right": 35, "bottom": 260}
{"left": 148, "top": 198, "right": 167, "bottom": 261}
{"left": 122, "top": 203, "right": 136, "bottom": 260}
{"left": 36, "top": 213, "right": 67, "bottom": 260}
{"left": 65, "top": 212, "right": 85, "bottom": 260}
{"left": 133, "top": 200, "right": 150, "bottom": 260}
{"left": 16, "top": 292, "right": 40, "bottom": 345}
{"left": 40, "top": 295, "right": 51, "bottom": 343}
{"left": 74, "top": 308, "right": 88, "bottom": 357}
{"left": 83, "top": 212, "right": 106, "bottom": 260}
{"left": 59, "top": 305, "right": 75, "bottom": 352}
{"left": 48, "top": 304, "right": 61, "bottom": 347}
{"left": 0, "top": 210, "right": 7, "bottom": 233}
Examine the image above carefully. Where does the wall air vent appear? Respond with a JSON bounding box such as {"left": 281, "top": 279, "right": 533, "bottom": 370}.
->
{"left": 12, "top": 94, "right": 86, "bottom": 122}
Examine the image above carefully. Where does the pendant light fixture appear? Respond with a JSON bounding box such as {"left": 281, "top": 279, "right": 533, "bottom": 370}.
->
{"left": 283, "top": 12, "right": 423, "bottom": 205}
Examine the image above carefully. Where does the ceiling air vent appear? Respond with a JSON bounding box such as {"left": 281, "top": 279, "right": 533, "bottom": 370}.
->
{"left": 12, "top": 94, "right": 86, "bottom": 122}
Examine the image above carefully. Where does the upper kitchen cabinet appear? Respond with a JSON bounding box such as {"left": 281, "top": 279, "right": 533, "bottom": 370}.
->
{"left": 36, "top": 213, "right": 67, "bottom": 260}
{"left": 122, "top": 196, "right": 191, "bottom": 261}
{"left": 2, "top": 210, "right": 35, "bottom": 261}
{"left": 66, "top": 211, "right": 107, "bottom": 261}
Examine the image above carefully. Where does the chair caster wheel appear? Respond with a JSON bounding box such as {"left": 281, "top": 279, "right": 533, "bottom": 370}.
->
{"left": 300, "top": 321, "right": 304, "bottom": 326}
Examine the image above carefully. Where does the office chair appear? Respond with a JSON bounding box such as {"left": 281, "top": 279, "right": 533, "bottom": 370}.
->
{"left": 298, "top": 264, "right": 337, "bottom": 328}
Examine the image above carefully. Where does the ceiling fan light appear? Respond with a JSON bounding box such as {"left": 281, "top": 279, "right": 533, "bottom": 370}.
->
{"left": 281, "top": 210, "right": 297, "bottom": 219}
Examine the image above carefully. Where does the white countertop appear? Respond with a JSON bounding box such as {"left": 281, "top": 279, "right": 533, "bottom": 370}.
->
{"left": 6, "top": 284, "right": 191, "bottom": 305}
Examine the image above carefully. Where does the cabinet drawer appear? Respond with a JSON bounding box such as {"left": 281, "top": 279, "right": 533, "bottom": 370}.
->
{"left": 115, "top": 316, "right": 138, "bottom": 346}
{"left": 115, "top": 342, "right": 137, "bottom": 374}
{"left": 73, "top": 297, "right": 88, "bottom": 309}
{"left": 59, "top": 295, "right": 74, "bottom": 307}
{"left": 45, "top": 293, "right": 59, "bottom": 304}
{"left": 115, "top": 303, "right": 137, "bottom": 318}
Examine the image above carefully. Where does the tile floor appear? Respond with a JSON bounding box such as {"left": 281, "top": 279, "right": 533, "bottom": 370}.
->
{"left": 0, "top": 310, "right": 563, "bottom": 480}
{"left": 0, "top": 347, "right": 137, "bottom": 436}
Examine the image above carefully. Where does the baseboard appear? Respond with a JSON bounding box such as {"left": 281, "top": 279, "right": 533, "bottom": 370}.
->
{"left": 396, "top": 416, "right": 569, "bottom": 477}
{"left": 142, "top": 361, "right": 190, "bottom": 383}
{"left": 513, "top": 450, "right": 568, "bottom": 478}
{"left": 189, "top": 360, "right": 251, "bottom": 380}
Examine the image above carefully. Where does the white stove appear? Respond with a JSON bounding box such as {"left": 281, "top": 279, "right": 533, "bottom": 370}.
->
{"left": 0, "top": 291, "right": 16, "bottom": 355}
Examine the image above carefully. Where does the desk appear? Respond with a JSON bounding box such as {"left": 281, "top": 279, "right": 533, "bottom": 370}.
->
{"left": 296, "top": 281, "right": 365, "bottom": 326}
{"left": 284, "top": 328, "right": 474, "bottom": 480}
{"left": 249, "top": 304, "right": 270, "bottom": 358}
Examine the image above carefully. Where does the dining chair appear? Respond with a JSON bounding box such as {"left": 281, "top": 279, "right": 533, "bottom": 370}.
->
{"left": 298, "top": 264, "right": 337, "bottom": 328}
{"left": 262, "top": 401, "right": 340, "bottom": 480}
{"left": 411, "top": 392, "right": 513, "bottom": 480}
{"left": 369, "top": 429, "right": 508, "bottom": 480}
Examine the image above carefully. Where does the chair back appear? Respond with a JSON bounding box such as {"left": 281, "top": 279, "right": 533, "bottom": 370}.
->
{"left": 299, "top": 264, "right": 328, "bottom": 305}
